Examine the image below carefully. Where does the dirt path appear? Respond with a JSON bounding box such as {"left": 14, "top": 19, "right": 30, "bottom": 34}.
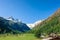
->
{"left": 42, "top": 37, "right": 52, "bottom": 40}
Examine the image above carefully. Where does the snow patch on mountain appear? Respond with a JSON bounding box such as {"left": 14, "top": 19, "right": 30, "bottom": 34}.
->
{"left": 27, "top": 20, "right": 42, "bottom": 29}
{"left": 6, "top": 16, "right": 22, "bottom": 23}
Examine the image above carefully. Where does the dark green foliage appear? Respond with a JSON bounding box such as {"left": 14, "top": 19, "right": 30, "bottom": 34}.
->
{"left": 30, "top": 9, "right": 60, "bottom": 37}
{"left": 35, "top": 30, "right": 41, "bottom": 38}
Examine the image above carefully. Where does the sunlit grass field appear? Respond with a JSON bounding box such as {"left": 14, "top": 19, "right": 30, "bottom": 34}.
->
{"left": 0, "top": 34, "right": 40, "bottom": 40}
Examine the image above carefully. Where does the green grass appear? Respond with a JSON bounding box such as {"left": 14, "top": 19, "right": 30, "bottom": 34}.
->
{"left": 0, "top": 34, "right": 40, "bottom": 40}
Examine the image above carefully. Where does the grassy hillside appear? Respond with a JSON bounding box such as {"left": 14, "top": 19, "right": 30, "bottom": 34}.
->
{"left": 30, "top": 9, "right": 60, "bottom": 37}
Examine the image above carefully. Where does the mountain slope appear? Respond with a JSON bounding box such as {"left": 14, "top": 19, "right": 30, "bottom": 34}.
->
{"left": 31, "top": 9, "right": 60, "bottom": 34}
{"left": 27, "top": 20, "right": 42, "bottom": 29}
{"left": 0, "top": 17, "right": 30, "bottom": 34}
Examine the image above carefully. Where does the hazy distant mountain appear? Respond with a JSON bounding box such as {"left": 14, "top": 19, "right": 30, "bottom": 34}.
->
{"left": 0, "top": 17, "right": 30, "bottom": 34}
{"left": 27, "top": 20, "right": 42, "bottom": 29}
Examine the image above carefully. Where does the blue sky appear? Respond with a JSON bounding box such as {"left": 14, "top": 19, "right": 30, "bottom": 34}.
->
{"left": 0, "top": 0, "right": 60, "bottom": 23}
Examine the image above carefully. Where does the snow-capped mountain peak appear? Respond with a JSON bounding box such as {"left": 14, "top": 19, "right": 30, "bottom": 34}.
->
{"left": 7, "top": 16, "right": 14, "bottom": 20}
{"left": 6, "top": 16, "right": 22, "bottom": 22}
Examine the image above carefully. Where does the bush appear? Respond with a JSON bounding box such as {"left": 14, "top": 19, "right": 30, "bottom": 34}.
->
{"left": 35, "top": 33, "right": 41, "bottom": 38}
